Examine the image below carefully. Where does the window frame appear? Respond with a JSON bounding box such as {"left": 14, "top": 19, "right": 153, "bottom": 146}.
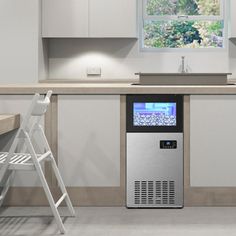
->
{"left": 140, "top": 0, "right": 227, "bottom": 51}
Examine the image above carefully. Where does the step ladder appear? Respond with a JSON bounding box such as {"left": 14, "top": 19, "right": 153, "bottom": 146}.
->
{"left": 0, "top": 91, "right": 75, "bottom": 234}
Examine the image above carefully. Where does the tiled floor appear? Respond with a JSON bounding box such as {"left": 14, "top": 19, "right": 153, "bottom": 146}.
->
{"left": 1, "top": 207, "right": 236, "bottom": 235}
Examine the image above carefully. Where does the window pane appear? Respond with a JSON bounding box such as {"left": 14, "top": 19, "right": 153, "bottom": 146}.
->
{"left": 143, "top": 20, "right": 224, "bottom": 48}
{"left": 146, "top": 0, "right": 221, "bottom": 16}
{"left": 146, "top": 0, "right": 178, "bottom": 15}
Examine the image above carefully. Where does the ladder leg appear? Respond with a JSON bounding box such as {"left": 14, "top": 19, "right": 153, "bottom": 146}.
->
{"left": 37, "top": 125, "right": 75, "bottom": 216}
{"left": 35, "top": 163, "right": 66, "bottom": 234}
{"left": 0, "top": 170, "right": 14, "bottom": 207}
{"left": 50, "top": 156, "right": 75, "bottom": 216}
{"left": 25, "top": 130, "right": 66, "bottom": 234}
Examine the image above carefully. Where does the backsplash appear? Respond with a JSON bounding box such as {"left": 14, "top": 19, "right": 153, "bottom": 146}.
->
{"left": 47, "top": 38, "right": 231, "bottom": 80}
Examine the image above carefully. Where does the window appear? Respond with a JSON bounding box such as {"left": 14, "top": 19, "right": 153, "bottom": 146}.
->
{"left": 142, "top": 0, "right": 225, "bottom": 49}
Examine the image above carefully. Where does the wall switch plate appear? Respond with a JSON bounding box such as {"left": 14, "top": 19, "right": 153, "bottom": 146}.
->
{"left": 87, "top": 67, "right": 101, "bottom": 76}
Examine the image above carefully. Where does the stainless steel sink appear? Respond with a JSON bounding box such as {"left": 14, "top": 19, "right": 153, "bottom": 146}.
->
{"left": 135, "top": 73, "right": 231, "bottom": 85}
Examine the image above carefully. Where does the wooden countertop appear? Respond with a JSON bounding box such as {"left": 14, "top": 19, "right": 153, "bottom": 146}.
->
{"left": 0, "top": 114, "right": 20, "bottom": 135}
{"left": 1, "top": 83, "right": 236, "bottom": 95}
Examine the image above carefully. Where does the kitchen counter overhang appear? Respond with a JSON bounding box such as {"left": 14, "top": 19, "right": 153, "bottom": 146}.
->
{"left": 1, "top": 83, "right": 236, "bottom": 95}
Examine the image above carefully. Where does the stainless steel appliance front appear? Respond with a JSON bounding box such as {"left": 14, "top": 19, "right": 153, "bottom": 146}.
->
{"left": 126, "top": 133, "right": 183, "bottom": 208}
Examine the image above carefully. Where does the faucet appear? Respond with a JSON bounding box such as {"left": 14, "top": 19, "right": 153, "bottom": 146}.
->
{"left": 181, "top": 56, "right": 188, "bottom": 73}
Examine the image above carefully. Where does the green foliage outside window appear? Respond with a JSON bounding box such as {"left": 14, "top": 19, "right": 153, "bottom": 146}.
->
{"left": 147, "top": 0, "right": 200, "bottom": 15}
{"left": 144, "top": 0, "right": 223, "bottom": 49}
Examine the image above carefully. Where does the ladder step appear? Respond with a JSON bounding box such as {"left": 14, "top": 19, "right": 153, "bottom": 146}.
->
{"left": 55, "top": 193, "right": 67, "bottom": 208}
{"left": 38, "top": 151, "right": 51, "bottom": 163}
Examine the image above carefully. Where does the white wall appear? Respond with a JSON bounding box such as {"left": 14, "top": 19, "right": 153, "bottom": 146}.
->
{"left": 0, "top": 0, "right": 46, "bottom": 84}
{"left": 48, "top": 38, "right": 231, "bottom": 80}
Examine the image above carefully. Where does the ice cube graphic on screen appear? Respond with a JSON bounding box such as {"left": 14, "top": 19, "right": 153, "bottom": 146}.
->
{"left": 133, "top": 102, "right": 176, "bottom": 126}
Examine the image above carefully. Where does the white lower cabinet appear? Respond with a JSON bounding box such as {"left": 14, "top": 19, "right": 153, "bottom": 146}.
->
{"left": 0, "top": 95, "right": 44, "bottom": 187}
{"left": 58, "top": 95, "right": 120, "bottom": 187}
{"left": 190, "top": 95, "right": 236, "bottom": 187}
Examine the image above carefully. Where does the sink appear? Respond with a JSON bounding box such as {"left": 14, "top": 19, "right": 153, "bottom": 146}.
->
{"left": 135, "top": 73, "right": 231, "bottom": 85}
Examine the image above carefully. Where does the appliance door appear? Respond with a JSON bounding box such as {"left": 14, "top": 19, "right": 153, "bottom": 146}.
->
{"left": 126, "top": 95, "right": 183, "bottom": 133}
{"left": 126, "top": 133, "right": 183, "bottom": 208}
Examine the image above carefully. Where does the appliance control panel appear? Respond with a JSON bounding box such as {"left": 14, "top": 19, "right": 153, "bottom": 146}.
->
{"left": 160, "top": 140, "right": 177, "bottom": 149}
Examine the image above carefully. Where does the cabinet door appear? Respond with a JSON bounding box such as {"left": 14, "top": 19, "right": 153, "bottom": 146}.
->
{"left": 190, "top": 95, "right": 236, "bottom": 187}
{"left": 0, "top": 0, "right": 39, "bottom": 83}
{"left": 229, "top": 0, "right": 236, "bottom": 38}
{"left": 58, "top": 95, "right": 120, "bottom": 187}
{"left": 42, "top": 0, "right": 89, "bottom": 37}
{"left": 89, "top": 0, "right": 137, "bottom": 38}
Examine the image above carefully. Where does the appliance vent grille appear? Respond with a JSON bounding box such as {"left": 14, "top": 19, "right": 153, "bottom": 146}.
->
{"left": 134, "top": 180, "right": 176, "bottom": 205}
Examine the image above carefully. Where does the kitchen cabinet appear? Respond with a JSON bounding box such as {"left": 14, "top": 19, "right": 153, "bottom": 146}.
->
{"left": 58, "top": 95, "right": 120, "bottom": 187}
{"left": 89, "top": 0, "right": 137, "bottom": 38}
{"left": 229, "top": 0, "right": 236, "bottom": 38}
{"left": 42, "top": 0, "right": 89, "bottom": 37}
{"left": 42, "top": 0, "right": 137, "bottom": 38}
{"left": 0, "top": 0, "right": 45, "bottom": 83}
{"left": 190, "top": 95, "right": 236, "bottom": 187}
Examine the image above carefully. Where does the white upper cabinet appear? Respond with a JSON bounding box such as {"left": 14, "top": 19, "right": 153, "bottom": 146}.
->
{"left": 229, "top": 0, "right": 236, "bottom": 38}
{"left": 0, "top": 0, "right": 42, "bottom": 83}
{"left": 42, "top": 0, "right": 137, "bottom": 38}
{"left": 42, "top": 0, "right": 89, "bottom": 37}
{"left": 89, "top": 0, "right": 137, "bottom": 38}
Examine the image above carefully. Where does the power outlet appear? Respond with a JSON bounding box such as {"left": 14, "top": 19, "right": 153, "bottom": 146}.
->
{"left": 87, "top": 67, "right": 101, "bottom": 76}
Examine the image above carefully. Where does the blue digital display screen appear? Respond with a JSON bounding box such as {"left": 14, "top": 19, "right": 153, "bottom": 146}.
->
{"left": 133, "top": 102, "right": 177, "bottom": 126}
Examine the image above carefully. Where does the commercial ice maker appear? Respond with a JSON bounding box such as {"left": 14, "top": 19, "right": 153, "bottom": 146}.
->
{"left": 126, "top": 95, "right": 183, "bottom": 208}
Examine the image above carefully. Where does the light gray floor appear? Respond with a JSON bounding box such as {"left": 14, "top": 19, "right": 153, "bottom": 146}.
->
{"left": 1, "top": 207, "right": 236, "bottom": 236}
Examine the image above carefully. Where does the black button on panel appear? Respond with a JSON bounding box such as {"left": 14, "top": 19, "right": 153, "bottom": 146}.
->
{"left": 160, "top": 140, "right": 177, "bottom": 149}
